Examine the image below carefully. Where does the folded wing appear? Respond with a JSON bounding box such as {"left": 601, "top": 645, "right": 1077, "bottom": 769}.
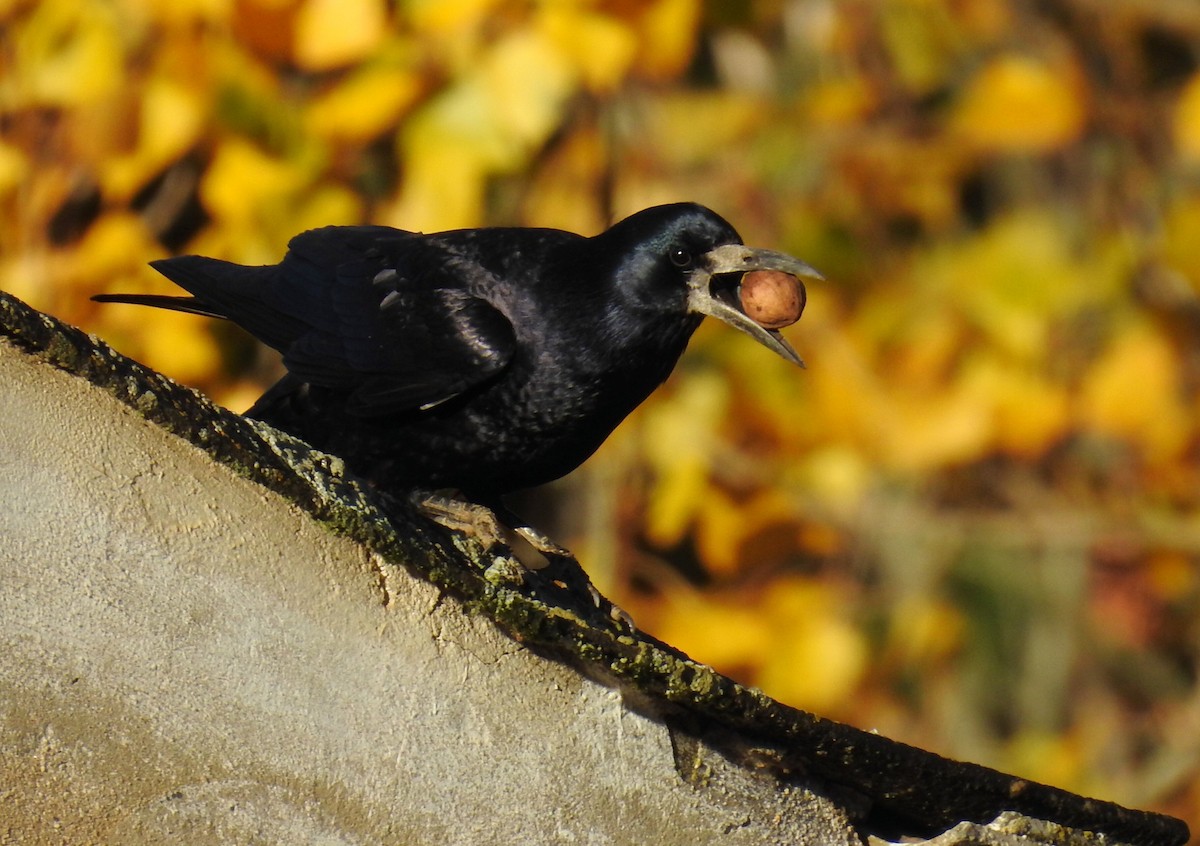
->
{"left": 104, "top": 226, "right": 516, "bottom": 416}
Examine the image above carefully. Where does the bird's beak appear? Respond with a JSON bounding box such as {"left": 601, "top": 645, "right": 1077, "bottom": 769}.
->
{"left": 686, "top": 244, "right": 823, "bottom": 367}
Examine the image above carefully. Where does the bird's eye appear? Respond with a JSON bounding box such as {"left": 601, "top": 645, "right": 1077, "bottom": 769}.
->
{"left": 669, "top": 247, "right": 693, "bottom": 269}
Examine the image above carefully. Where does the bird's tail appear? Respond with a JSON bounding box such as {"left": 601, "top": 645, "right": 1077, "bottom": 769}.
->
{"left": 90, "top": 292, "right": 228, "bottom": 319}
{"left": 93, "top": 257, "right": 305, "bottom": 353}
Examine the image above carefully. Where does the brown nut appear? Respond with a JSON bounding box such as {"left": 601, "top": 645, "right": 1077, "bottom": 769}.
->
{"left": 738, "top": 269, "right": 806, "bottom": 329}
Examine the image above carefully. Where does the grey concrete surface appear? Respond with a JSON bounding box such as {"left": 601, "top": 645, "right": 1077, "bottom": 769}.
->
{"left": 0, "top": 338, "right": 856, "bottom": 844}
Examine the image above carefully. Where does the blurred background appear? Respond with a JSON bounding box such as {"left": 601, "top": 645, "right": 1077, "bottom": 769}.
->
{"left": 4, "top": 0, "right": 1200, "bottom": 831}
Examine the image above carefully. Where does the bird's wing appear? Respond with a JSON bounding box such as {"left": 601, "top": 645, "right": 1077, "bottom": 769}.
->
{"left": 153, "top": 226, "right": 517, "bottom": 416}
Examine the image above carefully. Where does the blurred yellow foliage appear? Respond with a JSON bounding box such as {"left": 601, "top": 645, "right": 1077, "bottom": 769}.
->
{"left": 137, "top": 310, "right": 225, "bottom": 384}
{"left": 884, "top": 595, "right": 965, "bottom": 670}
{"left": 305, "top": 66, "right": 423, "bottom": 142}
{"left": 103, "top": 79, "right": 205, "bottom": 201}
{"left": 632, "top": 0, "right": 701, "bottom": 80}
{"left": 1079, "top": 321, "right": 1190, "bottom": 465}
{"left": 805, "top": 76, "right": 878, "bottom": 128}
{"left": 69, "top": 214, "right": 159, "bottom": 287}
{"left": 5, "top": 0, "right": 1200, "bottom": 828}
{"left": 1001, "top": 731, "right": 1085, "bottom": 798}
{"left": 294, "top": 0, "right": 388, "bottom": 70}
{"left": 649, "top": 577, "right": 867, "bottom": 717}
{"left": 953, "top": 54, "right": 1087, "bottom": 153}
{"left": 975, "top": 358, "right": 1070, "bottom": 458}
{"left": 539, "top": 5, "right": 637, "bottom": 94}
{"left": 794, "top": 447, "right": 874, "bottom": 517}
{"left": 405, "top": 0, "right": 500, "bottom": 37}
{"left": 6, "top": 0, "right": 124, "bottom": 107}
{"left": 0, "top": 143, "right": 27, "bottom": 199}
{"left": 1174, "top": 71, "right": 1200, "bottom": 161}
{"left": 643, "top": 372, "right": 730, "bottom": 549}
{"left": 754, "top": 578, "right": 869, "bottom": 716}
{"left": 695, "top": 488, "right": 801, "bottom": 576}
{"left": 202, "top": 138, "right": 307, "bottom": 226}
{"left": 1147, "top": 550, "right": 1197, "bottom": 603}
{"left": 386, "top": 28, "right": 576, "bottom": 230}
{"left": 878, "top": 0, "right": 961, "bottom": 97}
{"left": 1163, "top": 196, "right": 1200, "bottom": 293}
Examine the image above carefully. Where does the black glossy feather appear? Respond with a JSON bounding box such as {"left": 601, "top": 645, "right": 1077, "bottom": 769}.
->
{"left": 141, "top": 228, "right": 518, "bottom": 415}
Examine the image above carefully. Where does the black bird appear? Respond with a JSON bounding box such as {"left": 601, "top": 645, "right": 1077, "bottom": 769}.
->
{"left": 95, "top": 203, "right": 819, "bottom": 554}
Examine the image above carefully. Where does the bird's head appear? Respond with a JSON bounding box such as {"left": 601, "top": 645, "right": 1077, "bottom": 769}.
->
{"left": 600, "top": 203, "right": 821, "bottom": 366}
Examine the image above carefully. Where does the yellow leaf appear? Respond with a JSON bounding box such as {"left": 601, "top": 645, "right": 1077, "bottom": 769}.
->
{"left": 102, "top": 79, "right": 206, "bottom": 201}
{"left": 214, "top": 379, "right": 277, "bottom": 417}
{"left": 642, "top": 373, "right": 729, "bottom": 549}
{"left": 977, "top": 360, "right": 1070, "bottom": 458}
{"left": 294, "top": 0, "right": 388, "bottom": 71}
{"left": 652, "top": 590, "right": 772, "bottom": 672}
{"left": 200, "top": 138, "right": 305, "bottom": 224}
{"left": 884, "top": 595, "right": 965, "bottom": 669}
{"left": 289, "top": 183, "right": 364, "bottom": 232}
{"left": 882, "top": 386, "right": 992, "bottom": 472}
{"left": 631, "top": 0, "right": 701, "bottom": 81}
{"left": 139, "top": 0, "right": 231, "bottom": 26}
{"left": 538, "top": 5, "right": 637, "bottom": 94}
{"left": 9, "top": 0, "right": 124, "bottom": 107}
{"left": 385, "top": 100, "right": 494, "bottom": 230}
{"left": 634, "top": 91, "right": 765, "bottom": 168}
{"left": 805, "top": 76, "right": 878, "bottom": 128}
{"left": 1147, "top": 550, "right": 1196, "bottom": 603}
{"left": 522, "top": 126, "right": 608, "bottom": 234}
{"left": 1078, "top": 321, "right": 1191, "bottom": 464}
{"left": 0, "top": 143, "right": 28, "bottom": 199}
{"left": 834, "top": 133, "right": 968, "bottom": 230}
{"left": 305, "top": 65, "right": 423, "bottom": 142}
{"left": 696, "top": 490, "right": 824, "bottom": 578}
{"left": 917, "top": 211, "right": 1109, "bottom": 361}
{"left": 481, "top": 29, "right": 576, "bottom": 150}
{"left": 756, "top": 579, "right": 867, "bottom": 715}
{"left": 141, "top": 79, "right": 206, "bottom": 167}
{"left": 804, "top": 318, "right": 890, "bottom": 457}
{"left": 953, "top": 54, "right": 1086, "bottom": 153}
{"left": 386, "top": 29, "right": 575, "bottom": 230}
{"left": 404, "top": 0, "right": 501, "bottom": 36}
{"left": 692, "top": 489, "right": 746, "bottom": 576}
{"left": 886, "top": 309, "right": 964, "bottom": 390}
{"left": 1174, "top": 71, "right": 1200, "bottom": 162}
{"left": 1162, "top": 196, "right": 1200, "bottom": 293}
{"left": 879, "top": 0, "right": 958, "bottom": 96}
{"left": 0, "top": 252, "right": 50, "bottom": 312}
{"left": 69, "top": 213, "right": 159, "bottom": 289}
{"left": 1002, "top": 732, "right": 1084, "bottom": 797}
{"left": 137, "top": 310, "right": 224, "bottom": 384}
{"left": 794, "top": 447, "right": 873, "bottom": 517}
{"left": 954, "top": 0, "right": 1012, "bottom": 40}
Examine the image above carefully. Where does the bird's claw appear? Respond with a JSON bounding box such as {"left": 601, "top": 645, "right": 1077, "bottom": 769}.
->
{"left": 511, "top": 525, "right": 576, "bottom": 562}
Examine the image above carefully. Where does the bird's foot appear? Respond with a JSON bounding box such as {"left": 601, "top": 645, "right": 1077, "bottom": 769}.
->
{"left": 412, "top": 490, "right": 634, "bottom": 631}
{"left": 413, "top": 491, "right": 513, "bottom": 555}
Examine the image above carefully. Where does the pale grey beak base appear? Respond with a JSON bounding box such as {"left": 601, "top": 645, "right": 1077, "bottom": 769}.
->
{"left": 686, "top": 244, "right": 823, "bottom": 367}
